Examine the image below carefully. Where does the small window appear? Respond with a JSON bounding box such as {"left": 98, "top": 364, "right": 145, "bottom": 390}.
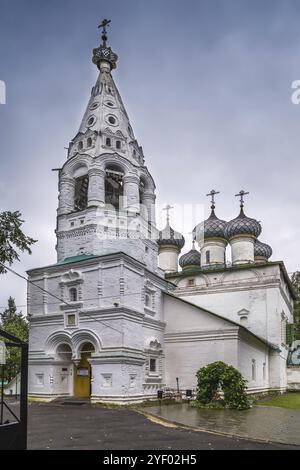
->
{"left": 188, "top": 279, "right": 195, "bottom": 287}
{"left": 106, "top": 137, "right": 111, "bottom": 147}
{"left": 116, "top": 140, "right": 121, "bottom": 150}
{"left": 70, "top": 221, "right": 75, "bottom": 227}
{"left": 69, "top": 288, "right": 77, "bottom": 302}
{"left": 106, "top": 101, "right": 114, "bottom": 107}
{"left": 67, "top": 314, "right": 76, "bottom": 327}
{"left": 87, "top": 137, "right": 92, "bottom": 147}
{"left": 78, "top": 141, "right": 83, "bottom": 150}
{"left": 108, "top": 116, "right": 116, "bottom": 125}
{"left": 263, "top": 363, "right": 266, "bottom": 381}
{"left": 145, "top": 246, "right": 149, "bottom": 253}
{"left": 150, "top": 358, "right": 156, "bottom": 373}
{"left": 145, "top": 293, "right": 151, "bottom": 307}
{"left": 36, "top": 373, "right": 44, "bottom": 386}
{"left": 206, "top": 251, "right": 210, "bottom": 264}
{"left": 87, "top": 116, "right": 95, "bottom": 126}
{"left": 252, "top": 360, "right": 256, "bottom": 381}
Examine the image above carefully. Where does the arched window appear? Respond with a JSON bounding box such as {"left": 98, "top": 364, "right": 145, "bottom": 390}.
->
{"left": 145, "top": 293, "right": 150, "bottom": 307}
{"left": 106, "top": 137, "right": 111, "bottom": 147}
{"left": 206, "top": 250, "right": 210, "bottom": 264}
{"left": 78, "top": 141, "right": 83, "bottom": 150}
{"left": 105, "top": 165, "right": 124, "bottom": 210}
{"left": 74, "top": 175, "right": 89, "bottom": 212}
{"left": 56, "top": 344, "right": 72, "bottom": 361}
{"left": 69, "top": 287, "right": 78, "bottom": 302}
{"left": 87, "top": 137, "right": 92, "bottom": 147}
{"left": 139, "top": 179, "right": 145, "bottom": 204}
{"left": 116, "top": 140, "right": 121, "bottom": 150}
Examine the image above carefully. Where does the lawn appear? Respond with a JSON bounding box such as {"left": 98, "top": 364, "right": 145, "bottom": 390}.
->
{"left": 257, "top": 392, "right": 300, "bottom": 410}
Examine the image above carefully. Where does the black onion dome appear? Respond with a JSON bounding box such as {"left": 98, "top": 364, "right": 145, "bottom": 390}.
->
{"left": 179, "top": 246, "right": 201, "bottom": 270}
{"left": 194, "top": 209, "right": 227, "bottom": 242}
{"left": 225, "top": 208, "right": 262, "bottom": 240}
{"left": 157, "top": 223, "right": 185, "bottom": 250}
{"left": 254, "top": 240, "right": 272, "bottom": 260}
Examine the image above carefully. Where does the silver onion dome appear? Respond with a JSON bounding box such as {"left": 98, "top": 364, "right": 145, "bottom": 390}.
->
{"left": 179, "top": 243, "right": 201, "bottom": 270}
{"left": 225, "top": 208, "right": 262, "bottom": 240}
{"left": 157, "top": 222, "right": 185, "bottom": 251}
{"left": 254, "top": 240, "right": 272, "bottom": 260}
{"left": 194, "top": 208, "right": 227, "bottom": 242}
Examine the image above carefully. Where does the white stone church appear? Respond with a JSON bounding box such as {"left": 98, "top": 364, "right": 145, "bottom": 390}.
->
{"left": 27, "top": 24, "right": 295, "bottom": 403}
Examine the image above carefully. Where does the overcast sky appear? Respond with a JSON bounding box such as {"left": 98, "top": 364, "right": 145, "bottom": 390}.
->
{"left": 1, "top": 0, "right": 300, "bottom": 314}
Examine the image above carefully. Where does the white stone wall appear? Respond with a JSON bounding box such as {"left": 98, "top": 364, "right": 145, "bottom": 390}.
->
{"left": 200, "top": 239, "right": 226, "bottom": 267}
{"left": 164, "top": 294, "right": 271, "bottom": 392}
{"left": 27, "top": 253, "right": 170, "bottom": 402}
{"left": 230, "top": 237, "right": 255, "bottom": 265}
{"left": 171, "top": 263, "right": 293, "bottom": 347}
{"left": 158, "top": 247, "right": 179, "bottom": 273}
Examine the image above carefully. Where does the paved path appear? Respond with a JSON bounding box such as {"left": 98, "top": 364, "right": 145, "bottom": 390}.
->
{"left": 144, "top": 403, "right": 300, "bottom": 446}
{"left": 25, "top": 403, "right": 299, "bottom": 450}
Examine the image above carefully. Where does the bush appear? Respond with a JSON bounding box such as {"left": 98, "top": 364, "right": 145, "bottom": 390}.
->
{"left": 195, "top": 361, "right": 250, "bottom": 410}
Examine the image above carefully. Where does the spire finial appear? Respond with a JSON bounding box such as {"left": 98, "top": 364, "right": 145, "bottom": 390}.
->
{"left": 235, "top": 190, "right": 249, "bottom": 209}
{"left": 93, "top": 19, "right": 118, "bottom": 70}
{"left": 163, "top": 204, "right": 174, "bottom": 225}
{"left": 206, "top": 189, "right": 220, "bottom": 210}
{"left": 98, "top": 18, "right": 111, "bottom": 47}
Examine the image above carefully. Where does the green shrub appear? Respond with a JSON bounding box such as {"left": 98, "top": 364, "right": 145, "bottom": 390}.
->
{"left": 195, "top": 361, "right": 250, "bottom": 410}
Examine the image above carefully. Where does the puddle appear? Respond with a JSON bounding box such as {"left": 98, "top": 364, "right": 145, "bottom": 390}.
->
{"left": 144, "top": 403, "right": 300, "bottom": 446}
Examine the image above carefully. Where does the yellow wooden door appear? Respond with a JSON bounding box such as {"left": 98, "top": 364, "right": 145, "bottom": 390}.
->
{"left": 74, "top": 352, "right": 91, "bottom": 397}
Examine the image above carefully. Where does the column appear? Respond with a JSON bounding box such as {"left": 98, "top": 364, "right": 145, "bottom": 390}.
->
{"left": 57, "top": 175, "right": 75, "bottom": 215}
{"left": 88, "top": 168, "right": 105, "bottom": 207}
{"left": 123, "top": 174, "right": 140, "bottom": 213}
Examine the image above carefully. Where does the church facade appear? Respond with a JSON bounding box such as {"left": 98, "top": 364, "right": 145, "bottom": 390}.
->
{"left": 27, "top": 24, "right": 294, "bottom": 403}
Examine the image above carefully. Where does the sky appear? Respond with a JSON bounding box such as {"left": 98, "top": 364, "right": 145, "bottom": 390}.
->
{"left": 1, "top": 0, "right": 300, "bottom": 314}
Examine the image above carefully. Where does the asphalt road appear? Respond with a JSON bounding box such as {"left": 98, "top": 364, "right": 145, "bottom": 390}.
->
{"left": 25, "top": 403, "right": 300, "bottom": 450}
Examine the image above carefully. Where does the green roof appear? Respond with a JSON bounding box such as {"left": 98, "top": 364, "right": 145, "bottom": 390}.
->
{"left": 58, "top": 254, "right": 98, "bottom": 265}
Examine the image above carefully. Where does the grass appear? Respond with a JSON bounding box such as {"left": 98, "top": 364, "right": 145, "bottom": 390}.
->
{"left": 256, "top": 392, "right": 300, "bottom": 410}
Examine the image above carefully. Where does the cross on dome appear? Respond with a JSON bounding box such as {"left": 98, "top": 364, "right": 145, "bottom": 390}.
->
{"left": 162, "top": 204, "right": 174, "bottom": 225}
{"left": 206, "top": 190, "right": 220, "bottom": 210}
{"left": 235, "top": 190, "right": 250, "bottom": 208}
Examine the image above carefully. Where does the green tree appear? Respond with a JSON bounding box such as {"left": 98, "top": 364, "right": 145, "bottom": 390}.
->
{"left": 0, "top": 210, "right": 36, "bottom": 274}
{"left": 195, "top": 361, "right": 250, "bottom": 410}
{"left": 0, "top": 297, "right": 29, "bottom": 382}
{"left": 291, "top": 271, "right": 300, "bottom": 340}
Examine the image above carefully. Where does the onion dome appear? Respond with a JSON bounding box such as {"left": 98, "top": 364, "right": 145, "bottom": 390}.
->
{"left": 254, "top": 240, "right": 273, "bottom": 261}
{"left": 179, "top": 241, "right": 201, "bottom": 271}
{"left": 225, "top": 207, "right": 262, "bottom": 240}
{"left": 194, "top": 208, "right": 227, "bottom": 243}
{"left": 157, "top": 222, "right": 185, "bottom": 251}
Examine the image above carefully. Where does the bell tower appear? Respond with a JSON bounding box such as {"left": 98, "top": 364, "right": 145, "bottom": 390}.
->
{"left": 56, "top": 21, "right": 158, "bottom": 271}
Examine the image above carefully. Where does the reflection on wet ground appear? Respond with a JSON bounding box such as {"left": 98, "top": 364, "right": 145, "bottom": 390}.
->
{"left": 144, "top": 403, "right": 300, "bottom": 445}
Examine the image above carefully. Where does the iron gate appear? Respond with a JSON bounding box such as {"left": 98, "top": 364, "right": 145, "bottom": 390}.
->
{"left": 0, "top": 329, "right": 28, "bottom": 450}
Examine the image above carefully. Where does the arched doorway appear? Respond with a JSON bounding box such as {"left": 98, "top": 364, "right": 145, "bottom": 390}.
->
{"left": 74, "top": 342, "right": 95, "bottom": 398}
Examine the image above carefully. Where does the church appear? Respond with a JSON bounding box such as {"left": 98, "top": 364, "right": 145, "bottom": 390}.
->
{"left": 27, "top": 22, "right": 295, "bottom": 403}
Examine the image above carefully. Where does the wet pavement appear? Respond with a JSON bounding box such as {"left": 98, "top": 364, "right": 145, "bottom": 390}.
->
{"left": 143, "top": 403, "right": 300, "bottom": 446}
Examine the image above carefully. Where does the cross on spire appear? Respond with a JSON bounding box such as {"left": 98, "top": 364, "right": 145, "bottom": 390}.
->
{"left": 235, "top": 190, "right": 249, "bottom": 208}
{"left": 98, "top": 18, "right": 111, "bottom": 47}
{"left": 163, "top": 204, "right": 174, "bottom": 225}
{"left": 206, "top": 189, "right": 220, "bottom": 209}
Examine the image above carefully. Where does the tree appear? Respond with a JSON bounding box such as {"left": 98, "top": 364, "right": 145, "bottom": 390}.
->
{"left": 291, "top": 272, "right": 300, "bottom": 340}
{"left": 195, "top": 361, "right": 250, "bottom": 410}
{"left": 0, "top": 210, "right": 36, "bottom": 274}
{"left": 0, "top": 297, "right": 29, "bottom": 382}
